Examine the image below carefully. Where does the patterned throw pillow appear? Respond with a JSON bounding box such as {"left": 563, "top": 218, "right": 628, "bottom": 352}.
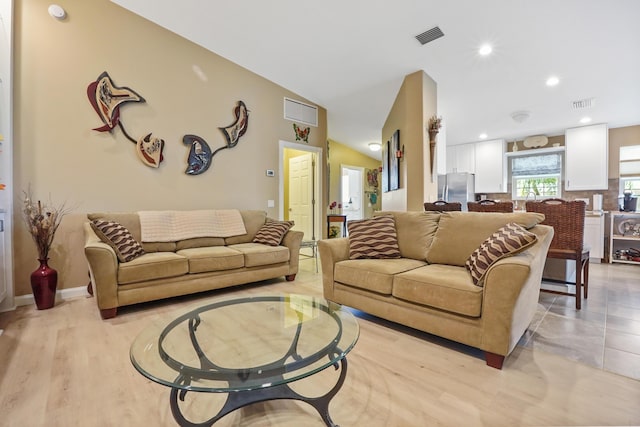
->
{"left": 348, "top": 215, "right": 401, "bottom": 260}
{"left": 465, "top": 222, "right": 537, "bottom": 287}
{"left": 91, "top": 220, "right": 145, "bottom": 262}
{"left": 253, "top": 219, "right": 294, "bottom": 246}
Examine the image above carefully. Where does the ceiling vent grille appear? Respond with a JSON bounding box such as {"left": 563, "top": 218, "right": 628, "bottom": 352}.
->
{"left": 571, "top": 97, "right": 595, "bottom": 110}
{"left": 284, "top": 97, "right": 318, "bottom": 127}
{"left": 415, "top": 27, "right": 444, "bottom": 45}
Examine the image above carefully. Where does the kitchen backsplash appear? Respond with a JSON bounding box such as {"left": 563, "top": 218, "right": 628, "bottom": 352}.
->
{"left": 481, "top": 178, "right": 622, "bottom": 212}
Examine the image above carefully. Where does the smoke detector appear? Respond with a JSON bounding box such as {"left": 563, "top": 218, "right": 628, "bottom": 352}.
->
{"left": 510, "top": 110, "right": 531, "bottom": 123}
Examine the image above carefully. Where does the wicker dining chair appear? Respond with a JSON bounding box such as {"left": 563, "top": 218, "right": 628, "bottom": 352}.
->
{"left": 423, "top": 200, "right": 462, "bottom": 212}
{"left": 525, "top": 198, "right": 589, "bottom": 309}
{"left": 467, "top": 199, "right": 514, "bottom": 212}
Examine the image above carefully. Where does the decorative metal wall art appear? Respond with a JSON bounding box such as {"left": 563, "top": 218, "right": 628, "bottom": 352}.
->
{"left": 87, "top": 71, "right": 165, "bottom": 168}
{"left": 219, "top": 101, "right": 249, "bottom": 147}
{"left": 182, "top": 101, "right": 250, "bottom": 175}
{"left": 183, "top": 134, "right": 213, "bottom": 175}
{"left": 293, "top": 123, "right": 310, "bottom": 143}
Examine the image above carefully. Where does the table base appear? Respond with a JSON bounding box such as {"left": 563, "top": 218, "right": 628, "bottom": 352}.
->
{"left": 169, "top": 358, "right": 348, "bottom": 427}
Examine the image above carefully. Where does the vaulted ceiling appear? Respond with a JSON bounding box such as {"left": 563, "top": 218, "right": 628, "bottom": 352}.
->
{"left": 112, "top": 0, "right": 640, "bottom": 157}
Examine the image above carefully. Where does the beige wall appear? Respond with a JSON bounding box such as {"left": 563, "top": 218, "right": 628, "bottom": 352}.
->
{"left": 12, "top": 0, "right": 326, "bottom": 296}
{"left": 327, "top": 140, "right": 381, "bottom": 220}
{"left": 382, "top": 70, "right": 437, "bottom": 211}
{"left": 608, "top": 125, "right": 640, "bottom": 178}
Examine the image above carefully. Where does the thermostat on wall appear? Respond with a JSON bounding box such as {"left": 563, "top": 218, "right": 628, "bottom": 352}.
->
{"left": 266, "top": 170, "right": 275, "bottom": 177}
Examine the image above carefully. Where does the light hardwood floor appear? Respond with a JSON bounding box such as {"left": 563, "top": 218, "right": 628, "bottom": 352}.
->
{"left": 1, "top": 262, "right": 639, "bottom": 426}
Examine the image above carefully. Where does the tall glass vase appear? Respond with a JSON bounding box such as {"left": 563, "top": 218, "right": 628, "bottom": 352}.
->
{"left": 30, "top": 258, "right": 58, "bottom": 310}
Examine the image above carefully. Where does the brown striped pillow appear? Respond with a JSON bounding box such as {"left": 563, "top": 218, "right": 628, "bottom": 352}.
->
{"left": 253, "top": 219, "right": 294, "bottom": 246}
{"left": 465, "top": 223, "right": 537, "bottom": 287}
{"left": 347, "top": 215, "right": 401, "bottom": 259}
{"left": 91, "top": 220, "right": 145, "bottom": 262}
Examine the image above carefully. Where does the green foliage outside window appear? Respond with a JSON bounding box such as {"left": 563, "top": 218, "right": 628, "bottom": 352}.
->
{"left": 513, "top": 176, "right": 560, "bottom": 199}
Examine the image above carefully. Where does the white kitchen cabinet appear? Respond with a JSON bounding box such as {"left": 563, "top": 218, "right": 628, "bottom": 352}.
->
{"left": 584, "top": 213, "right": 604, "bottom": 262}
{"left": 565, "top": 124, "right": 608, "bottom": 190}
{"left": 474, "top": 139, "right": 506, "bottom": 193}
{"left": 446, "top": 143, "right": 475, "bottom": 174}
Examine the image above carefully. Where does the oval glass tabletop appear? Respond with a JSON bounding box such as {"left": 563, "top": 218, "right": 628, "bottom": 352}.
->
{"left": 130, "top": 294, "right": 359, "bottom": 393}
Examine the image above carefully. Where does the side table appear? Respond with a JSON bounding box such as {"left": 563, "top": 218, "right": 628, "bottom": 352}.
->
{"left": 327, "top": 214, "right": 347, "bottom": 238}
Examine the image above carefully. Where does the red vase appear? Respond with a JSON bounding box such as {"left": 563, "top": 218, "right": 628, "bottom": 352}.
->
{"left": 30, "top": 258, "right": 58, "bottom": 310}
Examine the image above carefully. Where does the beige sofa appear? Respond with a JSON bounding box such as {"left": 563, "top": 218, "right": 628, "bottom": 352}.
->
{"left": 84, "top": 210, "right": 303, "bottom": 319}
{"left": 318, "top": 211, "right": 553, "bottom": 369}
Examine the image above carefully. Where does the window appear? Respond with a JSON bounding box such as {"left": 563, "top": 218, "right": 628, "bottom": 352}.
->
{"left": 619, "top": 145, "right": 640, "bottom": 196}
{"left": 511, "top": 152, "right": 563, "bottom": 200}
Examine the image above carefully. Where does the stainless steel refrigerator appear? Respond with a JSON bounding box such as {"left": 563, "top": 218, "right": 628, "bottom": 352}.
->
{"left": 437, "top": 173, "right": 475, "bottom": 211}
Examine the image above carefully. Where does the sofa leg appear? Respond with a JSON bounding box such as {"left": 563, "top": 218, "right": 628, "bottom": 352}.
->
{"left": 285, "top": 274, "right": 296, "bottom": 281}
{"left": 485, "top": 352, "right": 505, "bottom": 369}
{"left": 100, "top": 308, "right": 117, "bottom": 319}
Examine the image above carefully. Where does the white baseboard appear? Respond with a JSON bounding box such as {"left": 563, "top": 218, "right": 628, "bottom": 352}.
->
{"left": 14, "top": 285, "right": 91, "bottom": 308}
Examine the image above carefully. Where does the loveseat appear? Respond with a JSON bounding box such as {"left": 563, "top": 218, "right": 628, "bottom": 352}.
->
{"left": 318, "top": 211, "right": 553, "bottom": 369}
{"left": 84, "top": 210, "right": 303, "bottom": 319}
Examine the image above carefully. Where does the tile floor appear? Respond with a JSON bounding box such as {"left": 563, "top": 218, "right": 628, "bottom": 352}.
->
{"left": 299, "top": 253, "right": 640, "bottom": 380}
{"left": 519, "top": 261, "right": 640, "bottom": 380}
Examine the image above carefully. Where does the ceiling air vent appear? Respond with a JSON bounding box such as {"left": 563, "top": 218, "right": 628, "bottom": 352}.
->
{"left": 415, "top": 26, "right": 444, "bottom": 45}
{"left": 571, "top": 97, "right": 595, "bottom": 110}
{"left": 284, "top": 97, "right": 318, "bottom": 127}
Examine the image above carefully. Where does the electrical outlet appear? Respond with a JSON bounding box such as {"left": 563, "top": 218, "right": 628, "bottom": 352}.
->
{"left": 267, "top": 200, "right": 275, "bottom": 208}
{"left": 576, "top": 197, "right": 589, "bottom": 206}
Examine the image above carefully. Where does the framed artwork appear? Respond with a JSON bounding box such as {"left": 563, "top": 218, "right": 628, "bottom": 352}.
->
{"left": 382, "top": 140, "right": 389, "bottom": 193}
{"left": 389, "top": 130, "right": 400, "bottom": 191}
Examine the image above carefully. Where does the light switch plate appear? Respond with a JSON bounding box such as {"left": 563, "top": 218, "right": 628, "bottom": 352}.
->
{"left": 267, "top": 200, "right": 275, "bottom": 208}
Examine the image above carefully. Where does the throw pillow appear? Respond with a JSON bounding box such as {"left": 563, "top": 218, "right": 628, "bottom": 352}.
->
{"left": 465, "top": 222, "right": 537, "bottom": 287}
{"left": 253, "top": 219, "right": 294, "bottom": 246}
{"left": 348, "top": 215, "right": 401, "bottom": 260}
{"left": 91, "top": 220, "right": 145, "bottom": 262}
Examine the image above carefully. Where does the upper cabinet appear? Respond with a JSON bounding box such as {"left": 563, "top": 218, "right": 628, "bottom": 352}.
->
{"left": 446, "top": 143, "right": 475, "bottom": 174}
{"left": 565, "top": 124, "right": 608, "bottom": 191}
{"left": 475, "top": 139, "right": 506, "bottom": 193}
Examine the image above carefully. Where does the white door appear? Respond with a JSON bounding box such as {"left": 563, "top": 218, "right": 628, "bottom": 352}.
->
{"left": 341, "top": 165, "right": 364, "bottom": 222}
{"left": 289, "top": 153, "right": 314, "bottom": 240}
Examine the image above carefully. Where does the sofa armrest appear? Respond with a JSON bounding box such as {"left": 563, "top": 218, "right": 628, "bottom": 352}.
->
{"left": 317, "top": 238, "right": 350, "bottom": 300}
{"left": 480, "top": 224, "right": 554, "bottom": 356}
{"left": 83, "top": 222, "right": 119, "bottom": 312}
{"left": 281, "top": 229, "right": 304, "bottom": 275}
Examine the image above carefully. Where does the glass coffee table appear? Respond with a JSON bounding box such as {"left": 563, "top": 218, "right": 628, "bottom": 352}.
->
{"left": 130, "top": 294, "right": 359, "bottom": 426}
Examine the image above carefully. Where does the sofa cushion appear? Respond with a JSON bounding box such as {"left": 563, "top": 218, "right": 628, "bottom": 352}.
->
{"left": 177, "top": 246, "right": 245, "bottom": 273}
{"left": 118, "top": 252, "right": 189, "bottom": 285}
{"left": 392, "top": 264, "right": 483, "bottom": 317}
{"left": 225, "top": 210, "right": 267, "bottom": 245}
{"left": 142, "top": 241, "right": 177, "bottom": 253}
{"left": 466, "top": 223, "right": 538, "bottom": 286}
{"left": 228, "top": 243, "right": 290, "bottom": 267}
{"left": 347, "top": 215, "right": 401, "bottom": 259}
{"left": 374, "top": 211, "right": 440, "bottom": 260}
{"left": 334, "top": 258, "right": 427, "bottom": 295}
{"left": 253, "top": 219, "right": 294, "bottom": 246}
{"left": 90, "top": 220, "right": 145, "bottom": 262}
{"left": 175, "top": 237, "right": 226, "bottom": 251}
{"left": 425, "top": 211, "right": 545, "bottom": 267}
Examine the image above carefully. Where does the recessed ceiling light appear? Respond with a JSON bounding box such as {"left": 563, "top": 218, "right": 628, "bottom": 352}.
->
{"left": 479, "top": 133, "right": 488, "bottom": 140}
{"left": 479, "top": 44, "right": 492, "bottom": 56}
{"left": 580, "top": 117, "right": 592, "bottom": 124}
{"left": 546, "top": 76, "right": 559, "bottom": 87}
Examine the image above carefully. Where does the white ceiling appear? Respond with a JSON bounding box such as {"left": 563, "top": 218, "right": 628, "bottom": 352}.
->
{"left": 112, "top": 0, "right": 640, "bottom": 158}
